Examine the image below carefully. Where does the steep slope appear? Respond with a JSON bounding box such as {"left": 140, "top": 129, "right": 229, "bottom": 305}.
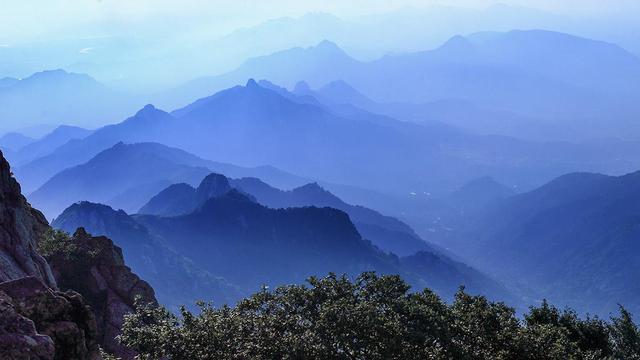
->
{"left": 0, "top": 150, "right": 129, "bottom": 359}
{"left": 52, "top": 201, "right": 244, "bottom": 309}
{"left": 0, "top": 151, "right": 55, "bottom": 286}
{"left": 43, "top": 227, "right": 158, "bottom": 359}
{"left": 447, "top": 170, "right": 640, "bottom": 316}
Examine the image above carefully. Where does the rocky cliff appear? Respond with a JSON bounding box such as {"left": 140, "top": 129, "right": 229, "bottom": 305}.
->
{"left": 0, "top": 151, "right": 55, "bottom": 287}
{"left": 45, "top": 228, "right": 157, "bottom": 359}
{"left": 0, "top": 150, "right": 157, "bottom": 359}
{"left": 0, "top": 276, "right": 100, "bottom": 360}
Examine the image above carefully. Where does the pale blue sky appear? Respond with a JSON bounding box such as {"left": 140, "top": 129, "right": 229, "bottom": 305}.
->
{"left": 1, "top": 0, "right": 638, "bottom": 43}
{"left": 1, "top": 0, "right": 638, "bottom": 93}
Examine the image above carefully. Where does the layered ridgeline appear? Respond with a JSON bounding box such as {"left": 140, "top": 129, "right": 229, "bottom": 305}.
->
{"left": 0, "top": 150, "right": 157, "bottom": 359}
{"left": 441, "top": 170, "right": 640, "bottom": 316}
{"left": 6, "top": 125, "right": 93, "bottom": 166}
{"left": 29, "top": 141, "right": 308, "bottom": 218}
{"left": 159, "top": 30, "right": 640, "bottom": 140}
{"left": 54, "top": 172, "right": 512, "bottom": 307}
{"left": 17, "top": 78, "right": 640, "bottom": 205}
{"left": 141, "top": 174, "right": 433, "bottom": 256}
{"left": 291, "top": 79, "right": 563, "bottom": 141}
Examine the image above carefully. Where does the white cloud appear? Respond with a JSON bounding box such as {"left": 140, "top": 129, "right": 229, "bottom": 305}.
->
{"left": 79, "top": 47, "right": 94, "bottom": 54}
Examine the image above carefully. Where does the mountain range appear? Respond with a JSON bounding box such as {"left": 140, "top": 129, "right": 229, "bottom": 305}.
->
{"left": 158, "top": 30, "right": 640, "bottom": 141}
{"left": 140, "top": 174, "right": 433, "bottom": 257}
{"left": 438, "top": 170, "right": 640, "bottom": 316}
{"left": 0, "top": 132, "right": 34, "bottom": 152}
{"left": 292, "top": 79, "right": 570, "bottom": 141}
{"left": 29, "top": 142, "right": 308, "bottom": 219}
{"left": 4, "top": 125, "right": 93, "bottom": 166}
{"left": 53, "top": 172, "right": 512, "bottom": 306}
{"left": 17, "top": 78, "right": 640, "bottom": 225}
{"left": 0, "top": 69, "right": 141, "bottom": 131}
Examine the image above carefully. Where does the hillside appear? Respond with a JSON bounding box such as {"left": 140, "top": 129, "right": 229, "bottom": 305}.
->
{"left": 52, "top": 202, "right": 243, "bottom": 309}
{"left": 446, "top": 170, "right": 640, "bottom": 315}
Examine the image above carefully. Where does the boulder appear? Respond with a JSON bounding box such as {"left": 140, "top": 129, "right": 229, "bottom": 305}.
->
{"left": 0, "top": 276, "right": 100, "bottom": 360}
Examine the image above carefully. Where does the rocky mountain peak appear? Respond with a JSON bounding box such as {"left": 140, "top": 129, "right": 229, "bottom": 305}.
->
{"left": 196, "top": 173, "right": 232, "bottom": 200}
{"left": 0, "top": 151, "right": 56, "bottom": 287}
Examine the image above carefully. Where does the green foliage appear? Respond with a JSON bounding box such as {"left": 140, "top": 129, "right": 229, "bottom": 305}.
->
{"left": 38, "top": 227, "right": 104, "bottom": 262}
{"left": 37, "top": 228, "right": 78, "bottom": 259}
{"left": 610, "top": 306, "right": 640, "bottom": 359}
{"left": 99, "top": 347, "right": 121, "bottom": 360}
{"left": 119, "top": 272, "right": 640, "bottom": 360}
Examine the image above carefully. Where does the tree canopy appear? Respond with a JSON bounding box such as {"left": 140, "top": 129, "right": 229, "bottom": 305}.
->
{"left": 119, "top": 272, "right": 640, "bottom": 360}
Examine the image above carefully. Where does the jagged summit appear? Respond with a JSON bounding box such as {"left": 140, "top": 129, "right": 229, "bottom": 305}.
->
{"left": 196, "top": 173, "right": 233, "bottom": 200}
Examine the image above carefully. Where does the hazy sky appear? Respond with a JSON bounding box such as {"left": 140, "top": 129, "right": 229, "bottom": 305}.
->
{"left": 1, "top": 0, "right": 639, "bottom": 43}
{"left": 1, "top": 0, "right": 638, "bottom": 95}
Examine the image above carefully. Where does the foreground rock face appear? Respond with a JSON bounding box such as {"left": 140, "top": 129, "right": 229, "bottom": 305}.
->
{"left": 0, "top": 150, "right": 155, "bottom": 359}
{"left": 0, "top": 150, "right": 101, "bottom": 359}
{"left": 46, "top": 228, "right": 157, "bottom": 359}
{"left": 0, "top": 276, "right": 100, "bottom": 360}
{"left": 0, "top": 151, "right": 55, "bottom": 287}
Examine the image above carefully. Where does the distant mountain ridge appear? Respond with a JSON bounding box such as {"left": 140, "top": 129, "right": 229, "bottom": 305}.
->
{"left": 6, "top": 125, "right": 93, "bottom": 166}
{"left": 0, "top": 132, "right": 34, "bottom": 152}
{"left": 29, "top": 142, "right": 308, "bottom": 219}
{"left": 444, "top": 169, "right": 640, "bottom": 316}
{"left": 158, "top": 31, "right": 640, "bottom": 140}
{"left": 229, "top": 178, "right": 434, "bottom": 256}
{"left": 136, "top": 188, "right": 511, "bottom": 302}
{"left": 53, "top": 172, "right": 513, "bottom": 306}
{"left": 0, "top": 69, "right": 141, "bottom": 131}
{"left": 19, "top": 77, "right": 640, "bottom": 219}
{"left": 141, "top": 173, "right": 433, "bottom": 256}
